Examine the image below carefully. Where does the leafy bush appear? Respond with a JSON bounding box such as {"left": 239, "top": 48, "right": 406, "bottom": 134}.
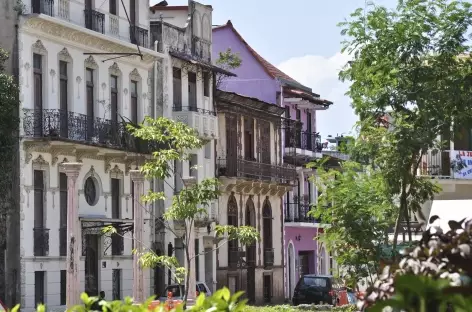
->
{"left": 360, "top": 217, "right": 472, "bottom": 311}
{"left": 241, "top": 304, "right": 357, "bottom": 312}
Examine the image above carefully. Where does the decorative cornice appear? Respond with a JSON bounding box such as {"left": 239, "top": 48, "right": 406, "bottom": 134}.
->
{"left": 108, "top": 62, "right": 122, "bottom": 76}
{"left": 32, "top": 39, "right": 47, "bottom": 55}
{"left": 22, "top": 16, "right": 161, "bottom": 65}
{"left": 58, "top": 47, "right": 72, "bottom": 62}
{"left": 32, "top": 154, "right": 49, "bottom": 169}
{"left": 110, "top": 165, "right": 124, "bottom": 179}
{"left": 84, "top": 56, "right": 98, "bottom": 69}
{"left": 129, "top": 68, "right": 142, "bottom": 81}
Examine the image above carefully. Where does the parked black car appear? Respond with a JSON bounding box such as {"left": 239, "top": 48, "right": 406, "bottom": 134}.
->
{"left": 292, "top": 274, "right": 342, "bottom": 306}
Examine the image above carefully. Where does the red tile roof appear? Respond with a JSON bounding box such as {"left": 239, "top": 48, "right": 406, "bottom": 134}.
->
{"left": 213, "top": 20, "right": 300, "bottom": 85}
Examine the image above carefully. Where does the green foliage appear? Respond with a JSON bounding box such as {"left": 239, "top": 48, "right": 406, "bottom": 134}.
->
{"left": 215, "top": 48, "right": 242, "bottom": 71}
{"left": 126, "top": 116, "right": 258, "bottom": 301}
{"left": 241, "top": 304, "right": 357, "bottom": 312}
{"left": 309, "top": 159, "right": 396, "bottom": 288}
{"left": 361, "top": 217, "right": 472, "bottom": 311}
{"left": 338, "top": 0, "right": 472, "bottom": 248}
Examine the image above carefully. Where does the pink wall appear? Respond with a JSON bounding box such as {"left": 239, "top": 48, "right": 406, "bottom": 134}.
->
{"left": 285, "top": 226, "right": 318, "bottom": 274}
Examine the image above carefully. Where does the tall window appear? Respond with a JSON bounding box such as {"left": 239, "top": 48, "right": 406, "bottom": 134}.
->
{"left": 173, "top": 68, "right": 182, "bottom": 110}
{"left": 203, "top": 72, "right": 210, "bottom": 97}
{"left": 110, "top": 75, "right": 118, "bottom": 124}
{"left": 86, "top": 68, "right": 95, "bottom": 140}
{"left": 195, "top": 239, "right": 200, "bottom": 281}
{"left": 131, "top": 181, "right": 135, "bottom": 219}
{"left": 34, "top": 170, "right": 44, "bottom": 229}
{"left": 188, "top": 72, "right": 197, "bottom": 111}
{"left": 60, "top": 270, "right": 66, "bottom": 305}
{"left": 111, "top": 178, "right": 120, "bottom": 219}
{"left": 33, "top": 54, "right": 43, "bottom": 136}
{"left": 59, "top": 172, "right": 67, "bottom": 256}
{"left": 204, "top": 142, "right": 211, "bottom": 159}
{"left": 59, "top": 61, "right": 68, "bottom": 137}
{"left": 130, "top": 80, "right": 138, "bottom": 124}
{"left": 112, "top": 269, "right": 121, "bottom": 300}
{"left": 111, "top": 178, "right": 123, "bottom": 255}
{"left": 34, "top": 170, "right": 46, "bottom": 257}
{"left": 262, "top": 200, "right": 273, "bottom": 267}
{"left": 227, "top": 195, "right": 238, "bottom": 267}
{"left": 129, "top": 0, "right": 136, "bottom": 25}
{"left": 109, "top": 0, "right": 117, "bottom": 15}
{"left": 244, "top": 118, "right": 254, "bottom": 160}
{"left": 35, "top": 271, "right": 45, "bottom": 306}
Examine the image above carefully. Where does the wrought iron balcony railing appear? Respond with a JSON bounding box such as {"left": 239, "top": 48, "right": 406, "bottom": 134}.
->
{"left": 32, "top": 0, "right": 54, "bottom": 16}
{"left": 417, "top": 149, "right": 454, "bottom": 178}
{"left": 264, "top": 248, "right": 274, "bottom": 268}
{"left": 130, "top": 25, "right": 149, "bottom": 48}
{"left": 172, "top": 106, "right": 216, "bottom": 116}
{"left": 284, "top": 202, "right": 318, "bottom": 223}
{"left": 59, "top": 226, "right": 67, "bottom": 256}
{"left": 84, "top": 9, "right": 105, "bottom": 34}
{"left": 34, "top": 227, "right": 50, "bottom": 257}
{"left": 285, "top": 130, "right": 323, "bottom": 153}
{"left": 23, "top": 109, "right": 156, "bottom": 154}
{"left": 217, "top": 158, "right": 297, "bottom": 184}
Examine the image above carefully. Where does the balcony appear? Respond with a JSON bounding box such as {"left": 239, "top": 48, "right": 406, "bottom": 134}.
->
{"left": 31, "top": 0, "right": 54, "bottom": 16}
{"left": 34, "top": 227, "right": 50, "bottom": 257}
{"left": 172, "top": 106, "right": 218, "bottom": 139}
{"left": 84, "top": 9, "right": 105, "bottom": 34}
{"left": 285, "top": 130, "right": 323, "bottom": 159}
{"left": 417, "top": 149, "right": 470, "bottom": 179}
{"left": 217, "top": 158, "right": 297, "bottom": 184}
{"left": 22, "top": 109, "right": 156, "bottom": 154}
{"left": 284, "top": 203, "right": 318, "bottom": 223}
{"left": 59, "top": 226, "right": 67, "bottom": 256}
{"left": 130, "top": 25, "right": 149, "bottom": 48}
{"left": 264, "top": 248, "right": 274, "bottom": 268}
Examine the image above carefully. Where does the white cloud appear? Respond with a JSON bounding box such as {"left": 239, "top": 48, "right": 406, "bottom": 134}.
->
{"left": 278, "top": 53, "right": 357, "bottom": 139}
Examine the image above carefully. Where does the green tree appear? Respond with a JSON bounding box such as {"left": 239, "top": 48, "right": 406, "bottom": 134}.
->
{"left": 118, "top": 116, "right": 258, "bottom": 303}
{"left": 310, "top": 160, "right": 396, "bottom": 289}
{"left": 0, "top": 47, "right": 20, "bottom": 303}
{"left": 339, "top": 0, "right": 472, "bottom": 249}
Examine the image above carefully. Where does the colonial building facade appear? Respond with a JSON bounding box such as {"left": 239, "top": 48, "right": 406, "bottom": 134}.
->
{"left": 215, "top": 91, "right": 297, "bottom": 304}
{"left": 2, "top": 0, "right": 162, "bottom": 309}
{"left": 149, "top": 1, "right": 231, "bottom": 300}
{"left": 213, "top": 21, "right": 338, "bottom": 301}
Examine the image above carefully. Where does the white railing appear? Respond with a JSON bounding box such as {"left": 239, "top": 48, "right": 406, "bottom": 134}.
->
{"left": 109, "top": 14, "right": 119, "bottom": 37}
{"left": 57, "top": 0, "right": 70, "bottom": 20}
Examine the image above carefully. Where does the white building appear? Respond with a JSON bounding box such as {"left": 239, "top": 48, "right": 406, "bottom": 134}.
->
{"left": 149, "top": 1, "right": 227, "bottom": 299}
{"left": 1, "top": 0, "right": 165, "bottom": 309}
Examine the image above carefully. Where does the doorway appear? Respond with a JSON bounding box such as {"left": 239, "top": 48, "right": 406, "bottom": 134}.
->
{"left": 84, "top": 234, "right": 99, "bottom": 296}
{"left": 263, "top": 274, "right": 272, "bottom": 303}
{"left": 245, "top": 198, "right": 256, "bottom": 304}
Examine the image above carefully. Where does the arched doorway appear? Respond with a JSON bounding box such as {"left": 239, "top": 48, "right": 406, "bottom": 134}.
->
{"left": 245, "top": 197, "right": 256, "bottom": 304}
{"left": 288, "top": 242, "right": 295, "bottom": 299}
{"left": 227, "top": 194, "right": 238, "bottom": 269}
{"left": 262, "top": 198, "right": 273, "bottom": 303}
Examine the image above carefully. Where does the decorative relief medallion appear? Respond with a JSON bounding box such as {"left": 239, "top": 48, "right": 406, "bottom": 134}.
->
{"left": 24, "top": 62, "right": 31, "bottom": 88}
{"left": 50, "top": 69, "right": 56, "bottom": 93}
{"left": 76, "top": 76, "right": 82, "bottom": 99}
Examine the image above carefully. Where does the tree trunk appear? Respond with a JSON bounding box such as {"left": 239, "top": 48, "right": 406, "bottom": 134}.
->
{"left": 406, "top": 206, "right": 412, "bottom": 242}
{"left": 183, "top": 245, "right": 191, "bottom": 303}
{"left": 392, "top": 186, "right": 408, "bottom": 259}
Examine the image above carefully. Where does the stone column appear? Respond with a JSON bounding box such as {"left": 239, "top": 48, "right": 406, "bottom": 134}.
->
{"left": 62, "top": 162, "right": 83, "bottom": 307}
{"left": 130, "top": 170, "right": 145, "bottom": 303}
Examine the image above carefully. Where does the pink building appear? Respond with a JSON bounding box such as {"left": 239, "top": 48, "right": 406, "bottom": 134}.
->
{"left": 213, "top": 21, "right": 335, "bottom": 301}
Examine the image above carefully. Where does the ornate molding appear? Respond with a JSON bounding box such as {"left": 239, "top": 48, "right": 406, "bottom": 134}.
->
{"left": 84, "top": 55, "right": 98, "bottom": 69}
{"left": 23, "top": 17, "right": 158, "bottom": 64}
{"left": 104, "top": 154, "right": 127, "bottom": 173}
{"left": 108, "top": 62, "right": 122, "bottom": 76}
{"left": 32, "top": 154, "right": 49, "bottom": 170}
{"left": 110, "top": 165, "right": 124, "bottom": 179}
{"left": 58, "top": 47, "right": 73, "bottom": 62}
{"left": 129, "top": 68, "right": 142, "bottom": 81}
{"left": 32, "top": 39, "right": 47, "bottom": 55}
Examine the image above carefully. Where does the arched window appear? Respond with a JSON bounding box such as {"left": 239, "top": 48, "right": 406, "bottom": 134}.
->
{"left": 245, "top": 197, "right": 256, "bottom": 265}
{"left": 262, "top": 198, "right": 273, "bottom": 267}
{"left": 227, "top": 194, "right": 238, "bottom": 266}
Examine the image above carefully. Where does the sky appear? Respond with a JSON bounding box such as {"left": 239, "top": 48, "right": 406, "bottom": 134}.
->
{"left": 151, "top": 0, "right": 397, "bottom": 138}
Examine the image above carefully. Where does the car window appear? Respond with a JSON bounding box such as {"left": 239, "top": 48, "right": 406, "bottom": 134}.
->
{"left": 303, "top": 277, "right": 328, "bottom": 287}
{"left": 165, "top": 285, "right": 182, "bottom": 297}
{"left": 197, "top": 284, "right": 207, "bottom": 293}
